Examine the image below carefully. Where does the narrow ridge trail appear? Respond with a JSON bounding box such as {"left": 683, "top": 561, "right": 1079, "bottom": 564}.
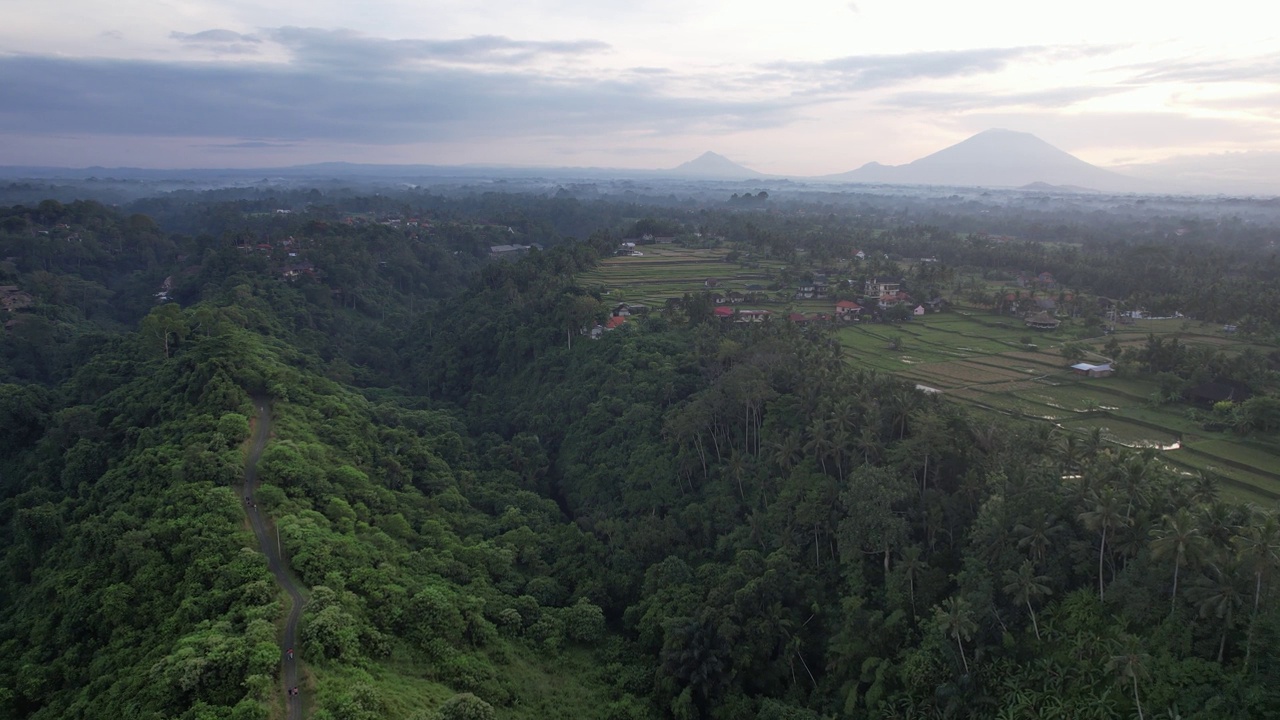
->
{"left": 240, "top": 399, "right": 306, "bottom": 720}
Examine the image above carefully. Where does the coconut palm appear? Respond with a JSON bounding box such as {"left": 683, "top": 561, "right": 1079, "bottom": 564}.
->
{"left": 1078, "top": 487, "right": 1129, "bottom": 601}
{"left": 1233, "top": 512, "right": 1280, "bottom": 664}
{"left": 1149, "top": 507, "right": 1206, "bottom": 616}
{"left": 1002, "top": 560, "right": 1053, "bottom": 640}
{"left": 899, "top": 544, "right": 929, "bottom": 616}
{"left": 935, "top": 596, "right": 978, "bottom": 674}
{"left": 1014, "top": 510, "right": 1066, "bottom": 567}
{"left": 1235, "top": 511, "right": 1280, "bottom": 616}
{"left": 1194, "top": 561, "right": 1247, "bottom": 663}
{"left": 1106, "top": 635, "right": 1150, "bottom": 720}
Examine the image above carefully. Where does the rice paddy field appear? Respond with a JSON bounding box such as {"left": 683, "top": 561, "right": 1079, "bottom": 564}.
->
{"left": 837, "top": 311, "right": 1280, "bottom": 503}
{"left": 577, "top": 246, "right": 791, "bottom": 306}
{"left": 580, "top": 246, "right": 1280, "bottom": 504}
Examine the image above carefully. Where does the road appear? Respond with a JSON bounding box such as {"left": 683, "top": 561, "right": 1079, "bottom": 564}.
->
{"left": 240, "top": 399, "right": 306, "bottom": 720}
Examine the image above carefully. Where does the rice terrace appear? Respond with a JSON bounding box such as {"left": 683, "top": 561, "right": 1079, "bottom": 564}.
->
{"left": 581, "top": 245, "right": 1280, "bottom": 504}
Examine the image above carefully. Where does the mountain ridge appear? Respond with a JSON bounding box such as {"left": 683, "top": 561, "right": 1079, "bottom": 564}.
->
{"left": 821, "top": 128, "right": 1154, "bottom": 193}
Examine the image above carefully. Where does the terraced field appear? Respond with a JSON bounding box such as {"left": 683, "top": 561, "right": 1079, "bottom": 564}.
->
{"left": 578, "top": 246, "right": 1280, "bottom": 503}
{"left": 838, "top": 309, "right": 1280, "bottom": 502}
{"left": 577, "top": 246, "right": 790, "bottom": 306}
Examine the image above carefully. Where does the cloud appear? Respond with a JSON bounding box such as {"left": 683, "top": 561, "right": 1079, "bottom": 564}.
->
{"left": 766, "top": 47, "right": 1044, "bottom": 93}
{"left": 881, "top": 86, "right": 1124, "bottom": 111}
{"left": 171, "top": 29, "right": 261, "bottom": 44}
{"left": 201, "top": 140, "right": 298, "bottom": 149}
{"left": 267, "top": 27, "right": 610, "bottom": 68}
{"left": 170, "top": 29, "right": 263, "bottom": 56}
{"left": 1121, "top": 53, "right": 1280, "bottom": 85}
{"left": 0, "top": 51, "right": 800, "bottom": 146}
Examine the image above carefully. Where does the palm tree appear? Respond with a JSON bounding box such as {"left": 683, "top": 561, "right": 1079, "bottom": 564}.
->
{"left": 1014, "top": 510, "right": 1066, "bottom": 567}
{"left": 1106, "top": 635, "right": 1150, "bottom": 720}
{"left": 935, "top": 596, "right": 978, "bottom": 674}
{"left": 768, "top": 432, "right": 804, "bottom": 474}
{"left": 1149, "top": 507, "right": 1206, "bottom": 616}
{"left": 804, "top": 418, "right": 834, "bottom": 475}
{"left": 1002, "top": 560, "right": 1053, "bottom": 640}
{"left": 1117, "top": 454, "right": 1154, "bottom": 522}
{"left": 1190, "top": 471, "right": 1219, "bottom": 505}
{"left": 1199, "top": 501, "right": 1240, "bottom": 556}
{"left": 899, "top": 544, "right": 929, "bottom": 616}
{"left": 1078, "top": 487, "right": 1129, "bottom": 601}
{"left": 1194, "top": 561, "right": 1246, "bottom": 663}
{"left": 726, "top": 450, "right": 749, "bottom": 502}
{"left": 1236, "top": 511, "right": 1280, "bottom": 615}
{"left": 1233, "top": 512, "right": 1280, "bottom": 664}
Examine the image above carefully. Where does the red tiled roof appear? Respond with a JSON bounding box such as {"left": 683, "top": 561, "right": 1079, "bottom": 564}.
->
{"left": 606, "top": 316, "right": 626, "bottom": 329}
{"left": 713, "top": 306, "right": 734, "bottom": 317}
{"left": 836, "top": 300, "right": 861, "bottom": 309}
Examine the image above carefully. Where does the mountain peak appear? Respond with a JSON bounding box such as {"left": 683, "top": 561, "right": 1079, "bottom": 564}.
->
{"left": 826, "top": 129, "right": 1146, "bottom": 192}
{"left": 670, "top": 151, "right": 759, "bottom": 179}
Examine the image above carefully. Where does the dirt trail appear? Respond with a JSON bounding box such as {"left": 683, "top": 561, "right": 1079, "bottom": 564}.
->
{"left": 240, "top": 399, "right": 306, "bottom": 720}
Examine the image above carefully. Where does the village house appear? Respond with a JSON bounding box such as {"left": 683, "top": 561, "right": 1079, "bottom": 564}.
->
{"left": 835, "top": 300, "right": 862, "bottom": 319}
{"left": 612, "top": 303, "right": 650, "bottom": 317}
{"left": 489, "top": 244, "right": 530, "bottom": 259}
{"left": 281, "top": 261, "right": 317, "bottom": 281}
{"left": 735, "top": 310, "right": 770, "bottom": 323}
{"left": 1071, "top": 362, "right": 1113, "bottom": 378}
{"left": 877, "top": 290, "right": 911, "bottom": 310}
{"left": 864, "top": 277, "right": 901, "bottom": 297}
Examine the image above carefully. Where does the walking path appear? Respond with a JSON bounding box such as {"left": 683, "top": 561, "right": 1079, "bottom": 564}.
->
{"left": 239, "top": 399, "right": 306, "bottom": 720}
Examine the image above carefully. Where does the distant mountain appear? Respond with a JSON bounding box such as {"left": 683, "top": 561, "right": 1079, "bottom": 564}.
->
{"left": 824, "top": 129, "right": 1151, "bottom": 193}
{"left": 669, "top": 151, "right": 760, "bottom": 179}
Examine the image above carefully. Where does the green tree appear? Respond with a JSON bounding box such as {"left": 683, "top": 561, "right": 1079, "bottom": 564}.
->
{"left": 1002, "top": 560, "right": 1052, "bottom": 640}
{"left": 1079, "top": 487, "right": 1128, "bottom": 601}
{"left": 1106, "top": 635, "right": 1150, "bottom": 720}
{"left": 1150, "top": 507, "right": 1205, "bottom": 616}
{"left": 934, "top": 596, "right": 977, "bottom": 674}
{"left": 433, "top": 692, "right": 495, "bottom": 720}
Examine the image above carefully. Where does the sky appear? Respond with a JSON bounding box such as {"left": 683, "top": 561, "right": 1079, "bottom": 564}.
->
{"left": 2, "top": 0, "right": 1280, "bottom": 174}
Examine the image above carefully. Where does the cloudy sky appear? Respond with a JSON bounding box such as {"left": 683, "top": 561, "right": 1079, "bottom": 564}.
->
{"left": 3, "top": 0, "right": 1279, "bottom": 173}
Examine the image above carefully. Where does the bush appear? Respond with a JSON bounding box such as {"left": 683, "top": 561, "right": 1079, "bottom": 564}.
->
{"left": 435, "top": 693, "right": 495, "bottom": 720}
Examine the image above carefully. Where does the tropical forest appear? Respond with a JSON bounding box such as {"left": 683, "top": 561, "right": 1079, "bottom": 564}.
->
{"left": 2, "top": 181, "right": 1280, "bottom": 720}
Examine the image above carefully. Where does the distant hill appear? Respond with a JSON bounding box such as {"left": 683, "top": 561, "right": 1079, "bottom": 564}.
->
{"left": 668, "top": 151, "right": 761, "bottom": 179}
{"left": 824, "top": 129, "right": 1151, "bottom": 193}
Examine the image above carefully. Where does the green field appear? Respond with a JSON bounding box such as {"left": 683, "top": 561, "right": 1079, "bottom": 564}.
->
{"left": 850, "top": 312, "right": 1280, "bottom": 502}
{"left": 578, "top": 246, "right": 790, "bottom": 306}
{"left": 580, "top": 246, "right": 1280, "bottom": 503}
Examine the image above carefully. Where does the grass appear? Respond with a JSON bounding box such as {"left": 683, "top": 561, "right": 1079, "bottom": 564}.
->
{"left": 308, "top": 642, "right": 620, "bottom": 720}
